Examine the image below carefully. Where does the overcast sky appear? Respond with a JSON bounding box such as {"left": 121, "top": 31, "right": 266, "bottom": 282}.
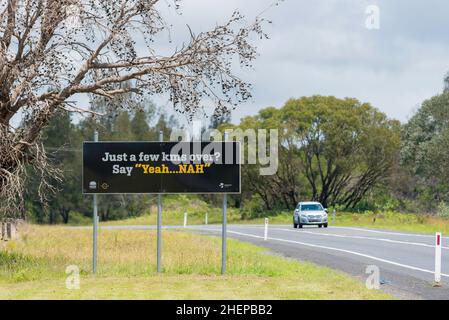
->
{"left": 77, "top": 0, "right": 449, "bottom": 124}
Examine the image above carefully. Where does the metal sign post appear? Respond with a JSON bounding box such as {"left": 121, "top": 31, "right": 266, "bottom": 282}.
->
{"left": 92, "top": 130, "right": 99, "bottom": 274}
{"left": 83, "top": 135, "right": 241, "bottom": 275}
{"left": 221, "top": 133, "right": 229, "bottom": 275}
{"left": 157, "top": 131, "right": 163, "bottom": 273}
{"left": 83, "top": 142, "right": 240, "bottom": 194}
{"left": 222, "top": 193, "right": 227, "bottom": 275}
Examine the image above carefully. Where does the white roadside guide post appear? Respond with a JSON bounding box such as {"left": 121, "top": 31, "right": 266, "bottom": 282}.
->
{"left": 157, "top": 131, "right": 163, "bottom": 273}
{"left": 92, "top": 130, "right": 99, "bottom": 274}
{"left": 435, "top": 232, "right": 442, "bottom": 286}
{"left": 184, "top": 212, "right": 187, "bottom": 228}
{"left": 264, "top": 218, "right": 269, "bottom": 241}
{"left": 205, "top": 212, "right": 208, "bottom": 225}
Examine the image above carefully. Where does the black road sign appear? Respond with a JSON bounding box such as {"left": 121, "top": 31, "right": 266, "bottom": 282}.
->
{"left": 83, "top": 142, "right": 241, "bottom": 194}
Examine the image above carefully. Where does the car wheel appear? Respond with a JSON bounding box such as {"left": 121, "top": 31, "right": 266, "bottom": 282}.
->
{"left": 298, "top": 224, "right": 303, "bottom": 229}
{"left": 324, "top": 223, "right": 328, "bottom": 228}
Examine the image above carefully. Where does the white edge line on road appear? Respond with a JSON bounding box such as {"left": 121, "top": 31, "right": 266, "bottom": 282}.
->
{"left": 214, "top": 225, "right": 449, "bottom": 250}
{"left": 273, "top": 228, "right": 449, "bottom": 250}
{"left": 191, "top": 226, "right": 449, "bottom": 279}
{"left": 333, "top": 226, "right": 449, "bottom": 239}
{"left": 74, "top": 225, "right": 449, "bottom": 249}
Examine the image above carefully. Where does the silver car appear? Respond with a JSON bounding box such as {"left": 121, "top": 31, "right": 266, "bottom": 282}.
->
{"left": 293, "top": 202, "right": 328, "bottom": 229}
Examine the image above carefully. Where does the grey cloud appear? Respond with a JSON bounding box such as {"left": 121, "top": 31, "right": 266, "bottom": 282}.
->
{"left": 73, "top": 0, "right": 449, "bottom": 125}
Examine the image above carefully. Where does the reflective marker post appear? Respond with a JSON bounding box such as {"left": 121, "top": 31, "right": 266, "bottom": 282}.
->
{"left": 92, "top": 130, "right": 99, "bottom": 274}
{"left": 222, "top": 133, "right": 229, "bottom": 275}
{"left": 264, "top": 218, "right": 269, "bottom": 241}
{"left": 184, "top": 212, "right": 187, "bottom": 228}
{"left": 157, "top": 131, "right": 163, "bottom": 273}
{"left": 435, "top": 232, "right": 442, "bottom": 285}
{"left": 205, "top": 212, "right": 208, "bottom": 225}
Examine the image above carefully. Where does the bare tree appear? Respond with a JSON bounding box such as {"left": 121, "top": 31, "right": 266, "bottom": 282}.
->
{"left": 0, "top": 0, "right": 268, "bottom": 218}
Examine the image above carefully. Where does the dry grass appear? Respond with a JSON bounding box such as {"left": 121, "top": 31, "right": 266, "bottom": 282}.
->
{"left": 0, "top": 274, "right": 389, "bottom": 300}
{"left": 332, "top": 211, "right": 449, "bottom": 235}
{"left": 0, "top": 225, "right": 391, "bottom": 300}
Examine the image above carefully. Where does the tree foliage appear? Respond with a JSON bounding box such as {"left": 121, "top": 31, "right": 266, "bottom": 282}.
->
{"left": 0, "top": 0, "right": 267, "bottom": 218}
{"left": 232, "top": 96, "right": 401, "bottom": 210}
{"left": 402, "top": 91, "right": 449, "bottom": 205}
{"left": 26, "top": 97, "right": 174, "bottom": 224}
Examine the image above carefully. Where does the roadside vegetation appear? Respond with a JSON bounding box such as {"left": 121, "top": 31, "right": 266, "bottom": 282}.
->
{"left": 102, "top": 210, "right": 449, "bottom": 235}
{"left": 18, "top": 74, "right": 449, "bottom": 230}
{"left": 77, "top": 195, "right": 448, "bottom": 235}
{"left": 0, "top": 225, "right": 390, "bottom": 300}
{"left": 57, "top": 194, "right": 449, "bottom": 235}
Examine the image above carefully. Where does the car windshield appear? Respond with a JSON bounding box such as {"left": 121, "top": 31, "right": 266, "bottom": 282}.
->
{"left": 300, "top": 204, "right": 323, "bottom": 211}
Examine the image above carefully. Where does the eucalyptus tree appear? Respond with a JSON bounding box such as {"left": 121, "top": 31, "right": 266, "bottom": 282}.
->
{"left": 402, "top": 89, "right": 449, "bottom": 205}
{"left": 234, "top": 96, "right": 400, "bottom": 210}
{"left": 281, "top": 96, "right": 401, "bottom": 208}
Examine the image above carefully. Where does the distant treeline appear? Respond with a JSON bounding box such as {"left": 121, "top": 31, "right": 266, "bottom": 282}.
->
{"left": 25, "top": 75, "right": 449, "bottom": 223}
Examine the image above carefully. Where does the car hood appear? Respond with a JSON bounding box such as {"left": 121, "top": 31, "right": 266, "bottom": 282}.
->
{"left": 303, "top": 211, "right": 327, "bottom": 216}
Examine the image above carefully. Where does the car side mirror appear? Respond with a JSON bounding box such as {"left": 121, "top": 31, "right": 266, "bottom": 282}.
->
{"left": 324, "top": 208, "right": 328, "bottom": 213}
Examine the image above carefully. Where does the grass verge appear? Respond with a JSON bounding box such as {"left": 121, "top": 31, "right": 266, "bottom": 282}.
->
{"left": 0, "top": 225, "right": 389, "bottom": 300}
{"left": 102, "top": 210, "right": 449, "bottom": 236}
{"left": 66, "top": 195, "right": 449, "bottom": 235}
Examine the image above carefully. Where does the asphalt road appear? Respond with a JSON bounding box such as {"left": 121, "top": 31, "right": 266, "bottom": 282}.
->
{"left": 96, "top": 224, "right": 449, "bottom": 300}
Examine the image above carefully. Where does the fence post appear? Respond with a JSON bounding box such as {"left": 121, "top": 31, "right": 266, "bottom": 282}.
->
{"left": 6, "top": 222, "right": 11, "bottom": 240}
{"left": 8, "top": 221, "right": 17, "bottom": 240}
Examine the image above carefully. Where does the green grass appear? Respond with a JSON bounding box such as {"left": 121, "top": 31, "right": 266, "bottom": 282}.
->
{"left": 0, "top": 225, "right": 390, "bottom": 300}
{"left": 102, "top": 209, "right": 449, "bottom": 236}
{"left": 102, "top": 208, "right": 243, "bottom": 226}
{"left": 65, "top": 194, "right": 448, "bottom": 235}
{"left": 48, "top": 192, "right": 446, "bottom": 235}
{"left": 254, "top": 211, "right": 449, "bottom": 235}
{"left": 331, "top": 211, "right": 449, "bottom": 235}
{"left": 0, "top": 274, "right": 389, "bottom": 300}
